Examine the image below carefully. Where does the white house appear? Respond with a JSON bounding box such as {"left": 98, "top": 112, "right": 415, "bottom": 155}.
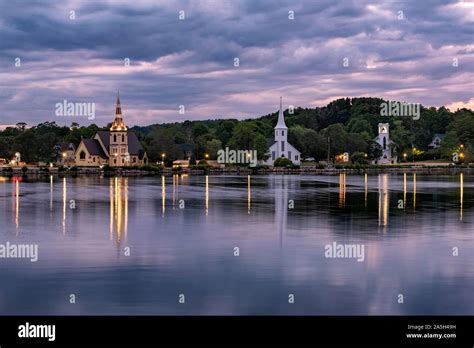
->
{"left": 264, "top": 97, "right": 301, "bottom": 166}
{"left": 372, "top": 123, "right": 397, "bottom": 164}
{"left": 428, "top": 133, "right": 445, "bottom": 149}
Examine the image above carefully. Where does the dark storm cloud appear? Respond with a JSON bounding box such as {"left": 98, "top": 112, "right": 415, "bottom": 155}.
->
{"left": 0, "top": 0, "right": 472, "bottom": 126}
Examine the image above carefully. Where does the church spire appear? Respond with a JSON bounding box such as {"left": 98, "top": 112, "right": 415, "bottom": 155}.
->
{"left": 110, "top": 91, "right": 127, "bottom": 131}
{"left": 275, "top": 96, "right": 287, "bottom": 129}
{"left": 115, "top": 91, "right": 122, "bottom": 115}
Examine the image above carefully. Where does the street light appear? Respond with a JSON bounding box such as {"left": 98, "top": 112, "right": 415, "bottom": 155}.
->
{"left": 205, "top": 154, "right": 209, "bottom": 159}
{"left": 161, "top": 153, "right": 165, "bottom": 166}
{"left": 403, "top": 153, "right": 407, "bottom": 161}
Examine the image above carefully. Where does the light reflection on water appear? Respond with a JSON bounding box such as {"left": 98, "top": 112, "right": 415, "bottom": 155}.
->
{"left": 0, "top": 174, "right": 473, "bottom": 315}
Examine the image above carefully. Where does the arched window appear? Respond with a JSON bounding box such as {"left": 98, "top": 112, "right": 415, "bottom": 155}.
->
{"left": 383, "top": 137, "right": 387, "bottom": 150}
{"left": 122, "top": 134, "right": 125, "bottom": 142}
{"left": 79, "top": 151, "right": 86, "bottom": 160}
{"left": 114, "top": 134, "right": 117, "bottom": 142}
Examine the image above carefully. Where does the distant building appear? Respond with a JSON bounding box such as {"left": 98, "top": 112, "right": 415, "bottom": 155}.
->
{"left": 335, "top": 152, "right": 349, "bottom": 163}
{"left": 173, "top": 160, "right": 190, "bottom": 168}
{"left": 373, "top": 123, "right": 397, "bottom": 164}
{"left": 264, "top": 97, "right": 301, "bottom": 166}
{"left": 428, "top": 133, "right": 445, "bottom": 149}
{"left": 75, "top": 94, "right": 148, "bottom": 167}
{"left": 58, "top": 142, "right": 76, "bottom": 166}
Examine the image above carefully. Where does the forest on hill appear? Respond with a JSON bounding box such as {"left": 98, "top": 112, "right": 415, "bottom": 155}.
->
{"left": 1, "top": 97, "right": 473, "bottom": 164}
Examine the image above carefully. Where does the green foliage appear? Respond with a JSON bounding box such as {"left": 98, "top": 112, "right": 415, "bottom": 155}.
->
{"left": 350, "top": 151, "right": 368, "bottom": 164}
{"left": 274, "top": 157, "right": 293, "bottom": 167}
{"left": 1, "top": 98, "right": 473, "bottom": 167}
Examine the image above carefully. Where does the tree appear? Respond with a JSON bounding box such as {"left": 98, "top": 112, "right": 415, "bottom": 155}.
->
{"left": 205, "top": 139, "right": 222, "bottom": 159}
{"left": 274, "top": 157, "right": 293, "bottom": 167}
{"left": 368, "top": 141, "right": 383, "bottom": 161}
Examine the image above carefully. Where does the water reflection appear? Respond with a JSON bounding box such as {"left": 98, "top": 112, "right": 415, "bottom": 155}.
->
{"left": 364, "top": 173, "right": 368, "bottom": 207}
{"left": 161, "top": 175, "right": 166, "bottom": 216}
{"left": 62, "top": 177, "right": 67, "bottom": 234}
{"left": 205, "top": 175, "right": 209, "bottom": 216}
{"left": 413, "top": 173, "right": 417, "bottom": 210}
{"left": 247, "top": 175, "right": 251, "bottom": 214}
{"left": 50, "top": 175, "right": 53, "bottom": 211}
{"left": 403, "top": 173, "right": 407, "bottom": 210}
{"left": 378, "top": 174, "right": 389, "bottom": 229}
{"left": 339, "top": 173, "right": 346, "bottom": 207}
{"left": 109, "top": 177, "right": 128, "bottom": 246}
{"left": 460, "top": 173, "right": 464, "bottom": 221}
{"left": 274, "top": 176, "right": 288, "bottom": 247}
{"left": 13, "top": 178, "right": 20, "bottom": 233}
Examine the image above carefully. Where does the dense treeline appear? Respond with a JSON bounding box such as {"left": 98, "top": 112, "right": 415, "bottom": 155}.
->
{"left": 1, "top": 98, "right": 473, "bottom": 164}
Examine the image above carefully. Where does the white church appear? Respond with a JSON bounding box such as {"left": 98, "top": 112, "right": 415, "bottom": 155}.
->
{"left": 372, "top": 123, "right": 397, "bottom": 164}
{"left": 264, "top": 97, "right": 301, "bottom": 166}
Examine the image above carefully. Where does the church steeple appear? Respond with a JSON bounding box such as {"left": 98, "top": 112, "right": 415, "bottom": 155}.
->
{"left": 115, "top": 91, "right": 122, "bottom": 115}
{"left": 275, "top": 96, "right": 287, "bottom": 129}
{"left": 110, "top": 91, "right": 127, "bottom": 131}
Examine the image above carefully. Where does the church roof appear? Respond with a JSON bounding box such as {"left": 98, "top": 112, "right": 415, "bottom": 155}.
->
{"left": 96, "top": 130, "right": 145, "bottom": 159}
{"left": 82, "top": 139, "right": 108, "bottom": 159}
{"left": 275, "top": 96, "right": 288, "bottom": 129}
{"left": 59, "top": 142, "right": 75, "bottom": 152}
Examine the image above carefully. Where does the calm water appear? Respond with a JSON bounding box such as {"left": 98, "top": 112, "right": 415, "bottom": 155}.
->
{"left": 0, "top": 174, "right": 473, "bottom": 315}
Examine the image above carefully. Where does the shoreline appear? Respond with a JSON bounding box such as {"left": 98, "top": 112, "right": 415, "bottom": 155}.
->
{"left": 1, "top": 166, "right": 474, "bottom": 177}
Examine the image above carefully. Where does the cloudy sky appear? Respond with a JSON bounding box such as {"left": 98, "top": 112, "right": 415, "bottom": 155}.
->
{"left": 0, "top": 0, "right": 473, "bottom": 127}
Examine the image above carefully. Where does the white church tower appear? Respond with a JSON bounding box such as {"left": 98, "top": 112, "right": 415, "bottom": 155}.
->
{"left": 264, "top": 97, "right": 301, "bottom": 166}
{"left": 373, "top": 123, "right": 397, "bottom": 164}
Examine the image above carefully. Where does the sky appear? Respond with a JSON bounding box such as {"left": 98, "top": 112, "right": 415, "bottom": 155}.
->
{"left": 0, "top": 0, "right": 473, "bottom": 127}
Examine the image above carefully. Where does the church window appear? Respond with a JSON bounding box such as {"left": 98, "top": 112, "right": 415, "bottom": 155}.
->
{"left": 281, "top": 141, "right": 285, "bottom": 152}
{"left": 122, "top": 134, "right": 125, "bottom": 142}
{"left": 383, "top": 137, "right": 386, "bottom": 150}
{"left": 272, "top": 151, "right": 275, "bottom": 160}
{"left": 133, "top": 157, "right": 136, "bottom": 163}
{"left": 288, "top": 151, "right": 292, "bottom": 160}
{"left": 114, "top": 134, "right": 117, "bottom": 142}
{"left": 93, "top": 157, "right": 95, "bottom": 162}
{"left": 295, "top": 155, "right": 299, "bottom": 161}
{"left": 79, "top": 151, "right": 86, "bottom": 160}
{"left": 282, "top": 130, "right": 284, "bottom": 136}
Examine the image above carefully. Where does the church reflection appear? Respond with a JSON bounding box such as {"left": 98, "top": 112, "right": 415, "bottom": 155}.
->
{"left": 109, "top": 177, "right": 128, "bottom": 246}
{"left": 378, "top": 174, "right": 389, "bottom": 229}
{"left": 274, "top": 176, "right": 288, "bottom": 247}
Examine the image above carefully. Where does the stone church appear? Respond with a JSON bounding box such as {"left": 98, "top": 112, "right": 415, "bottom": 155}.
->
{"left": 75, "top": 94, "right": 148, "bottom": 167}
{"left": 264, "top": 97, "right": 301, "bottom": 166}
